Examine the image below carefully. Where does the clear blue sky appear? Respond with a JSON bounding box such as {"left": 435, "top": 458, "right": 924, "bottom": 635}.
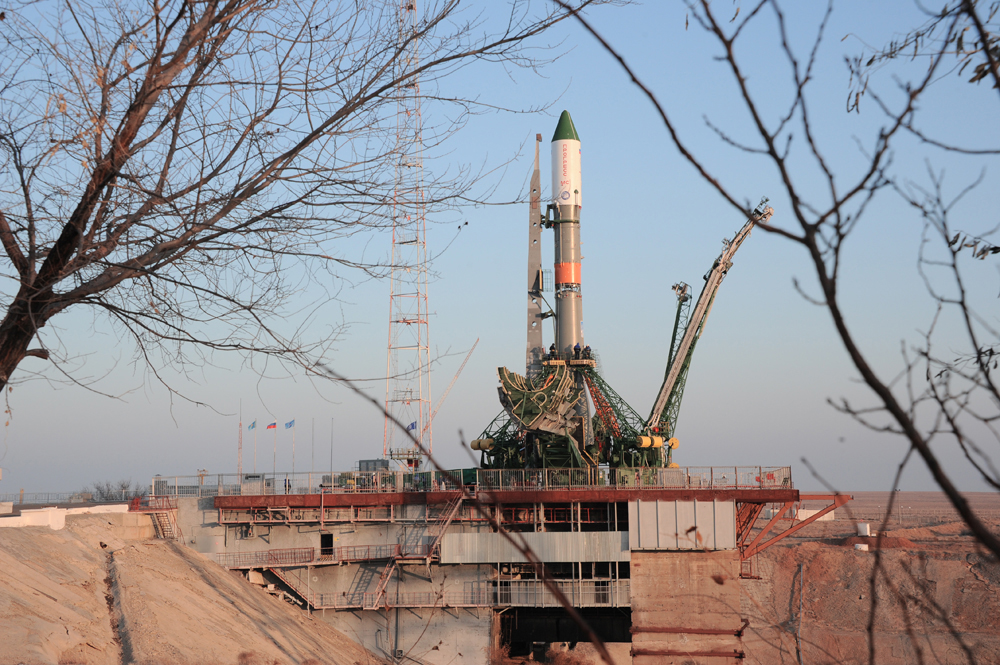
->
{"left": 3, "top": 1, "right": 997, "bottom": 494}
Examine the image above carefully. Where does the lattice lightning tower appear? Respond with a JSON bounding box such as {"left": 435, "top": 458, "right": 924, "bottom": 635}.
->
{"left": 383, "top": 0, "right": 432, "bottom": 466}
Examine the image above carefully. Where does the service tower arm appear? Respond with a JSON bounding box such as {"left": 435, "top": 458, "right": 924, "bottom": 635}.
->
{"left": 645, "top": 199, "right": 774, "bottom": 435}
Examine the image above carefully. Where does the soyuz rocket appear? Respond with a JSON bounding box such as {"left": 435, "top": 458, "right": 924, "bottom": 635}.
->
{"left": 519, "top": 110, "right": 592, "bottom": 455}
{"left": 525, "top": 110, "right": 585, "bottom": 376}
{"left": 551, "top": 111, "right": 584, "bottom": 356}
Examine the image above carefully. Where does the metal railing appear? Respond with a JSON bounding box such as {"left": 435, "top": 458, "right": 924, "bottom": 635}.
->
{"left": 218, "top": 547, "right": 316, "bottom": 568}
{"left": 216, "top": 543, "right": 433, "bottom": 569}
{"left": 128, "top": 496, "right": 178, "bottom": 512}
{"left": 151, "top": 466, "right": 791, "bottom": 498}
{"left": 151, "top": 469, "right": 465, "bottom": 498}
{"left": 306, "top": 580, "right": 630, "bottom": 610}
{"left": 497, "top": 579, "right": 631, "bottom": 608}
{"left": 477, "top": 466, "right": 791, "bottom": 491}
{"left": 0, "top": 491, "right": 129, "bottom": 505}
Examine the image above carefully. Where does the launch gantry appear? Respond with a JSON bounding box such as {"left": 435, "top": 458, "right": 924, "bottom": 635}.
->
{"left": 472, "top": 112, "right": 774, "bottom": 471}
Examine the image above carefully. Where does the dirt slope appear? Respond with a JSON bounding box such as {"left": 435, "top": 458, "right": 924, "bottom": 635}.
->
{"left": 0, "top": 514, "right": 377, "bottom": 665}
{"left": 0, "top": 517, "right": 119, "bottom": 665}
{"left": 742, "top": 524, "right": 1000, "bottom": 665}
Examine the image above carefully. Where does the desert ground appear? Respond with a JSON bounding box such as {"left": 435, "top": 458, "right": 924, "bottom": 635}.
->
{"left": 741, "top": 491, "right": 1000, "bottom": 665}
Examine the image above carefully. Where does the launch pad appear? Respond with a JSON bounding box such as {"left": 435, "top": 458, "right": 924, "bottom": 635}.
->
{"left": 153, "top": 464, "right": 844, "bottom": 664}
{"left": 149, "top": 113, "right": 838, "bottom": 665}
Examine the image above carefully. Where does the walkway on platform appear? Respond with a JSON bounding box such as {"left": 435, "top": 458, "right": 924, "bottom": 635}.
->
{"left": 266, "top": 566, "right": 631, "bottom": 611}
{"left": 216, "top": 543, "right": 432, "bottom": 569}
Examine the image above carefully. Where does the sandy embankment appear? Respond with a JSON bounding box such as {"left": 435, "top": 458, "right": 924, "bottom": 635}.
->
{"left": 0, "top": 513, "right": 378, "bottom": 665}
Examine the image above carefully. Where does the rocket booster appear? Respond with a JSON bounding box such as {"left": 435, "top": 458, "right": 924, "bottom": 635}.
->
{"left": 551, "top": 111, "right": 583, "bottom": 355}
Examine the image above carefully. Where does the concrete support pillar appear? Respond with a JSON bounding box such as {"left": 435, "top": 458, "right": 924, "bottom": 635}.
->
{"left": 630, "top": 550, "right": 744, "bottom": 664}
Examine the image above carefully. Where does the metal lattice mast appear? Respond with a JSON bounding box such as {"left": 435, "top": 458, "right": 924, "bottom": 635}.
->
{"left": 655, "top": 282, "right": 693, "bottom": 438}
{"left": 383, "top": 0, "right": 432, "bottom": 465}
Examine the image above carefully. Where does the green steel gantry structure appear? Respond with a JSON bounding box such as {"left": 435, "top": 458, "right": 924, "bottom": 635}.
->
{"left": 473, "top": 198, "right": 774, "bottom": 470}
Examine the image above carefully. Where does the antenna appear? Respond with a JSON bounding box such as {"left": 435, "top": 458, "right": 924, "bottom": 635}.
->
{"left": 384, "top": 0, "right": 432, "bottom": 469}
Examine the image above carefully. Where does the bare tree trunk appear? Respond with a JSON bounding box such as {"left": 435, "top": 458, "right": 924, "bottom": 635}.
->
{"left": 0, "top": 292, "right": 50, "bottom": 388}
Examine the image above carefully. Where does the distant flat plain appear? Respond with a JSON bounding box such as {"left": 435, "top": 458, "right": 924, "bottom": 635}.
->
{"left": 802, "top": 491, "right": 1000, "bottom": 526}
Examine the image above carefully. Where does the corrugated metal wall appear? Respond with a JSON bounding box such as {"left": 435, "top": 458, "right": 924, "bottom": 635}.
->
{"left": 439, "top": 531, "right": 630, "bottom": 563}
{"left": 628, "top": 499, "right": 736, "bottom": 550}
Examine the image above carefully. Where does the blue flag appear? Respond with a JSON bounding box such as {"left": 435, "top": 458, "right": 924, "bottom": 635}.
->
{"left": 285, "top": 420, "right": 295, "bottom": 429}
{"left": 248, "top": 420, "right": 256, "bottom": 431}
{"left": 406, "top": 421, "right": 417, "bottom": 431}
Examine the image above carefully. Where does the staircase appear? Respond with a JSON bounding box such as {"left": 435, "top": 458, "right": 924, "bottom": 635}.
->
{"left": 268, "top": 567, "right": 311, "bottom": 606}
{"left": 128, "top": 497, "right": 180, "bottom": 541}
{"left": 364, "top": 557, "right": 399, "bottom": 610}
{"left": 150, "top": 511, "right": 178, "bottom": 540}
{"left": 426, "top": 493, "right": 464, "bottom": 559}
{"left": 244, "top": 495, "right": 465, "bottom": 612}
{"left": 269, "top": 548, "right": 397, "bottom": 609}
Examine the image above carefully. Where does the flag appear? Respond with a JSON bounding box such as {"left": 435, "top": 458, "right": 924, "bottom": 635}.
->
{"left": 248, "top": 420, "right": 256, "bottom": 431}
{"left": 266, "top": 422, "right": 277, "bottom": 430}
{"left": 285, "top": 420, "right": 295, "bottom": 429}
{"left": 406, "top": 421, "right": 417, "bottom": 431}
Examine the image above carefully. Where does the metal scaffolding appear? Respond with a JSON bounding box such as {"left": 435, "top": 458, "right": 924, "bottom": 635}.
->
{"left": 384, "top": 0, "right": 432, "bottom": 464}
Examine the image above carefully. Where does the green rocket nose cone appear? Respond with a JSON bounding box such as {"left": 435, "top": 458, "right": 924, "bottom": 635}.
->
{"left": 551, "top": 110, "right": 580, "bottom": 142}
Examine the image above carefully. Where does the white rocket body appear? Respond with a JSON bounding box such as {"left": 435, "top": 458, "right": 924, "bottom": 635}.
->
{"left": 552, "top": 138, "right": 582, "bottom": 210}
{"left": 551, "top": 118, "right": 583, "bottom": 356}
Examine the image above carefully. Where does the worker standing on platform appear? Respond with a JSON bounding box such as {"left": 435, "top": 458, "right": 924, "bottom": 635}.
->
{"left": 573, "top": 343, "right": 581, "bottom": 359}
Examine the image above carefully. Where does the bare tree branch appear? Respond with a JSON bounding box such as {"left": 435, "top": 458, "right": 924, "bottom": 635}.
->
{"left": 0, "top": 0, "right": 611, "bottom": 396}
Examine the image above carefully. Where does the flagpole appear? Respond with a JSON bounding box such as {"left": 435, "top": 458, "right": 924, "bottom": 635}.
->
{"left": 253, "top": 423, "right": 257, "bottom": 474}
{"left": 273, "top": 424, "right": 277, "bottom": 477}
{"left": 330, "top": 417, "right": 334, "bottom": 475}
{"left": 311, "top": 418, "right": 315, "bottom": 475}
{"left": 292, "top": 422, "right": 296, "bottom": 477}
{"left": 238, "top": 399, "right": 243, "bottom": 480}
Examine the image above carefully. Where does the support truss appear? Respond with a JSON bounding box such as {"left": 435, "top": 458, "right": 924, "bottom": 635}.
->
{"left": 741, "top": 494, "right": 852, "bottom": 559}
